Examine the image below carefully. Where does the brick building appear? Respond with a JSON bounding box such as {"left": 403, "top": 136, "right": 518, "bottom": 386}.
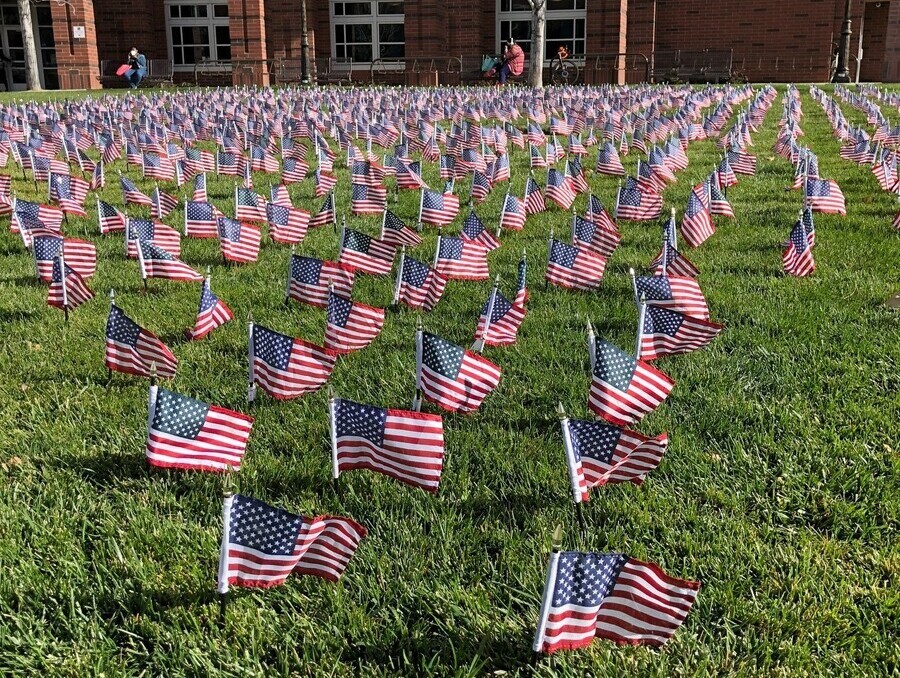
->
{"left": 3, "top": 0, "right": 898, "bottom": 90}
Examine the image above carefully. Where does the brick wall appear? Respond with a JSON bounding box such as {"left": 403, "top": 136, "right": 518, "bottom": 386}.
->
{"left": 51, "top": 0, "right": 101, "bottom": 89}
{"left": 860, "top": 1, "right": 888, "bottom": 82}
{"left": 92, "top": 0, "right": 168, "bottom": 63}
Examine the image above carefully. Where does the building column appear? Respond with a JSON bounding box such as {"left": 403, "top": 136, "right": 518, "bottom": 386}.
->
{"left": 50, "top": 0, "right": 101, "bottom": 89}
{"left": 229, "top": 0, "right": 269, "bottom": 86}
{"left": 885, "top": 1, "right": 900, "bottom": 81}
{"left": 585, "top": 0, "right": 628, "bottom": 84}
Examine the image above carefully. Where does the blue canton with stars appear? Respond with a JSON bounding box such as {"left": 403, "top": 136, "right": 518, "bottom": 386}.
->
{"left": 574, "top": 215, "right": 596, "bottom": 244}
{"left": 482, "top": 289, "right": 512, "bottom": 323}
{"left": 253, "top": 324, "right": 294, "bottom": 370}
{"left": 567, "top": 419, "right": 623, "bottom": 464}
{"left": 422, "top": 332, "right": 465, "bottom": 379}
{"left": 229, "top": 494, "right": 302, "bottom": 556}
{"left": 187, "top": 201, "right": 215, "bottom": 222}
{"left": 152, "top": 387, "right": 209, "bottom": 440}
{"left": 551, "top": 552, "right": 628, "bottom": 608}
{"left": 806, "top": 178, "right": 832, "bottom": 198}
{"left": 327, "top": 292, "right": 353, "bottom": 327}
{"left": 140, "top": 240, "right": 175, "bottom": 261}
{"left": 643, "top": 304, "right": 684, "bottom": 337}
{"left": 462, "top": 212, "right": 486, "bottom": 239}
{"left": 635, "top": 276, "right": 673, "bottom": 301}
{"left": 594, "top": 339, "right": 638, "bottom": 390}
{"left": 198, "top": 280, "right": 219, "bottom": 313}
{"left": 384, "top": 210, "right": 406, "bottom": 233}
{"left": 33, "top": 234, "right": 62, "bottom": 262}
{"left": 218, "top": 217, "right": 243, "bottom": 242}
{"left": 266, "top": 202, "right": 290, "bottom": 225}
{"left": 344, "top": 228, "right": 371, "bottom": 253}
{"left": 549, "top": 240, "right": 577, "bottom": 269}
{"left": 291, "top": 255, "right": 323, "bottom": 284}
{"left": 236, "top": 187, "right": 259, "bottom": 207}
{"left": 402, "top": 256, "right": 430, "bottom": 287}
{"left": 789, "top": 221, "right": 809, "bottom": 254}
{"left": 106, "top": 305, "right": 142, "bottom": 347}
{"left": 335, "top": 398, "right": 387, "bottom": 446}
{"left": 423, "top": 190, "right": 445, "bottom": 211}
{"left": 128, "top": 218, "right": 156, "bottom": 241}
{"left": 438, "top": 237, "right": 464, "bottom": 261}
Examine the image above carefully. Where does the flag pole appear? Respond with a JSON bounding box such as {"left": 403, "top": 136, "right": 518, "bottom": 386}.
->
{"left": 417, "top": 189, "right": 425, "bottom": 233}
{"left": 59, "top": 252, "right": 69, "bottom": 322}
{"left": 635, "top": 294, "right": 647, "bottom": 360}
{"left": 558, "top": 403, "right": 587, "bottom": 528}
{"left": 412, "top": 317, "right": 423, "bottom": 411}
{"left": 328, "top": 386, "right": 340, "bottom": 485}
{"left": 338, "top": 215, "right": 346, "bottom": 258}
{"left": 570, "top": 206, "right": 577, "bottom": 242}
{"left": 285, "top": 245, "right": 295, "bottom": 303}
{"left": 216, "top": 492, "right": 234, "bottom": 627}
{"left": 545, "top": 229, "right": 554, "bottom": 289}
{"left": 135, "top": 236, "right": 148, "bottom": 293}
{"left": 247, "top": 312, "right": 256, "bottom": 404}
{"left": 472, "top": 274, "right": 499, "bottom": 353}
{"left": 532, "top": 531, "right": 563, "bottom": 661}
{"left": 586, "top": 319, "right": 596, "bottom": 372}
{"left": 669, "top": 207, "right": 678, "bottom": 251}
{"left": 628, "top": 267, "right": 639, "bottom": 307}
{"left": 613, "top": 179, "right": 622, "bottom": 221}
{"left": 392, "top": 246, "right": 405, "bottom": 307}
{"left": 433, "top": 234, "right": 441, "bottom": 268}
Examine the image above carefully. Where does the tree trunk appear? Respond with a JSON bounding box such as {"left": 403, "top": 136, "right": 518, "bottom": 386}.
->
{"left": 17, "top": 0, "right": 41, "bottom": 90}
{"left": 528, "top": 0, "right": 545, "bottom": 88}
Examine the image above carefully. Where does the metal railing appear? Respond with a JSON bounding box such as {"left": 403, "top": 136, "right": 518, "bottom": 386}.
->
{"left": 651, "top": 49, "right": 733, "bottom": 83}
{"left": 581, "top": 53, "right": 650, "bottom": 84}
{"left": 369, "top": 56, "right": 464, "bottom": 86}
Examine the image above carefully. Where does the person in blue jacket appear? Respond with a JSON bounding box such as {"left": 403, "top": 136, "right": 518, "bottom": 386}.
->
{"left": 123, "top": 47, "right": 147, "bottom": 88}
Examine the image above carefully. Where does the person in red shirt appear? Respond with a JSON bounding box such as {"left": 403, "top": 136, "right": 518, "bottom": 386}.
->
{"left": 498, "top": 39, "right": 525, "bottom": 85}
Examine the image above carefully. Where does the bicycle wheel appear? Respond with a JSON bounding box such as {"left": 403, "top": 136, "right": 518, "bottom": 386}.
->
{"left": 558, "top": 60, "right": 579, "bottom": 85}
{"left": 550, "top": 57, "right": 563, "bottom": 85}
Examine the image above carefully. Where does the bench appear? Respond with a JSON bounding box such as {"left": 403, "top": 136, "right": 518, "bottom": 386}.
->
{"left": 100, "top": 59, "right": 174, "bottom": 88}
{"left": 314, "top": 58, "right": 353, "bottom": 86}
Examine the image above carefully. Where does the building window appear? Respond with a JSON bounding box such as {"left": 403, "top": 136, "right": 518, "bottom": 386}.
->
{"left": 331, "top": 0, "right": 404, "bottom": 62}
{"left": 497, "top": 0, "right": 585, "bottom": 62}
{"left": 166, "top": 2, "right": 230, "bottom": 70}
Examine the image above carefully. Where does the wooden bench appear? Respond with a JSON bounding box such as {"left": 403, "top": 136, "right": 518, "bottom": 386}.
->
{"left": 100, "top": 59, "right": 174, "bottom": 88}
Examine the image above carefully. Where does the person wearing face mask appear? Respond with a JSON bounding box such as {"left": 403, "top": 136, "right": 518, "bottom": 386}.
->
{"left": 122, "top": 47, "right": 147, "bottom": 89}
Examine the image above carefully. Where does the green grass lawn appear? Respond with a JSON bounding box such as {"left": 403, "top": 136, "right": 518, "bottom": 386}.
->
{"left": 0, "top": 84, "right": 897, "bottom": 676}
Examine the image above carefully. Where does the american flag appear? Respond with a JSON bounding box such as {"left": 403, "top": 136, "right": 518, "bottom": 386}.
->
{"left": 184, "top": 146, "right": 215, "bottom": 174}
{"left": 101, "top": 138, "right": 121, "bottom": 165}
{"left": 184, "top": 200, "right": 221, "bottom": 239}
{"left": 137, "top": 239, "right": 204, "bottom": 282}
{"left": 524, "top": 176, "right": 546, "bottom": 215}
{"left": 288, "top": 254, "right": 354, "bottom": 308}
{"left": 549, "top": 116, "right": 571, "bottom": 136}
{"left": 397, "top": 255, "right": 447, "bottom": 311}
{"left": 637, "top": 159, "right": 667, "bottom": 194}
{"left": 215, "top": 215, "right": 261, "bottom": 263}
{"left": 533, "top": 551, "right": 699, "bottom": 652}
{"left": 95, "top": 199, "right": 126, "bottom": 234}
{"left": 270, "top": 184, "right": 293, "bottom": 207}
{"left": 545, "top": 168, "right": 576, "bottom": 210}
{"left": 152, "top": 186, "right": 180, "bottom": 219}
{"left": 146, "top": 386, "right": 253, "bottom": 472}
{"left": 282, "top": 157, "right": 308, "bottom": 184}
{"left": 418, "top": 331, "right": 501, "bottom": 413}
{"left": 635, "top": 274, "right": 709, "bottom": 320}
{"left": 717, "top": 156, "right": 738, "bottom": 188}
{"left": 801, "top": 206, "right": 816, "bottom": 247}
{"left": 381, "top": 209, "right": 422, "bottom": 248}
{"left": 595, "top": 142, "right": 625, "bottom": 175}
{"left": 420, "top": 189, "right": 460, "bottom": 227}
{"left": 48, "top": 172, "right": 89, "bottom": 216}
{"left": 782, "top": 218, "right": 815, "bottom": 277}
{"left": 499, "top": 193, "right": 527, "bottom": 231}
{"left": 188, "top": 277, "right": 233, "bottom": 340}
{"left": 565, "top": 157, "right": 589, "bottom": 194}
{"left": 266, "top": 202, "right": 310, "bottom": 245}
{"left": 142, "top": 152, "right": 175, "bottom": 180}
{"left": 396, "top": 160, "right": 428, "bottom": 190}
{"left": 680, "top": 187, "right": 715, "bottom": 248}
{"left": 727, "top": 149, "right": 757, "bottom": 175}
{"left": 572, "top": 215, "right": 620, "bottom": 259}
{"left": 651, "top": 242, "right": 700, "bottom": 278}
{"left": 250, "top": 144, "right": 278, "bottom": 173}
{"left": 492, "top": 153, "right": 511, "bottom": 183}
{"left": 350, "top": 183, "right": 387, "bottom": 215}
{"left": 310, "top": 191, "right": 336, "bottom": 227}
{"left": 461, "top": 210, "right": 500, "bottom": 251}
{"left": 805, "top": 178, "right": 846, "bottom": 215}
{"left": 648, "top": 148, "right": 676, "bottom": 184}
{"left": 325, "top": 291, "right": 385, "bottom": 354}
{"left": 545, "top": 239, "right": 606, "bottom": 292}
{"left": 192, "top": 172, "right": 208, "bottom": 202}
{"left": 708, "top": 180, "right": 734, "bottom": 217}
{"left": 47, "top": 256, "right": 94, "bottom": 311}
{"left": 617, "top": 177, "right": 662, "bottom": 221}
{"left": 315, "top": 169, "right": 338, "bottom": 197}
{"left": 474, "top": 288, "right": 525, "bottom": 346}
{"left": 561, "top": 416, "right": 668, "bottom": 500}
{"left": 470, "top": 171, "right": 492, "bottom": 203}
{"left": 439, "top": 154, "right": 456, "bottom": 179}
{"left": 121, "top": 175, "right": 153, "bottom": 206}
{"left": 89, "top": 161, "right": 105, "bottom": 191}
{"left": 13, "top": 200, "right": 63, "bottom": 241}
{"left": 351, "top": 160, "right": 386, "bottom": 187}
{"left": 218, "top": 494, "right": 366, "bottom": 589}
{"left": 216, "top": 150, "right": 244, "bottom": 176}
{"left": 588, "top": 338, "right": 674, "bottom": 426}
{"left": 251, "top": 323, "right": 336, "bottom": 399}
{"left": 340, "top": 227, "right": 395, "bottom": 276}
{"left": 33, "top": 234, "right": 96, "bottom": 281}
{"left": 527, "top": 122, "right": 546, "bottom": 146}
{"left": 568, "top": 133, "right": 587, "bottom": 156}
{"left": 530, "top": 143, "right": 547, "bottom": 168}
{"left": 639, "top": 303, "right": 723, "bottom": 360}
{"left": 105, "top": 304, "right": 178, "bottom": 379}
{"left": 331, "top": 397, "right": 445, "bottom": 493}
{"left": 434, "top": 236, "right": 489, "bottom": 281}
{"left": 586, "top": 194, "right": 618, "bottom": 234}
{"left": 235, "top": 186, "right": 268, "bottom": 222}
{"left": 515, "top": 251, "right": 528, "bottom": 306}
{"left": 127, "top": 218, "right": 181, "bottom": 258}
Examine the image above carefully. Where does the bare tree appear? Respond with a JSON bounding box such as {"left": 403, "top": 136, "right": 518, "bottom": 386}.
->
{"left": 526, "top": 0, "right": 546, "bottom": 88}
{"left": 16, "top": 0, "right": 41, "bottom": 90}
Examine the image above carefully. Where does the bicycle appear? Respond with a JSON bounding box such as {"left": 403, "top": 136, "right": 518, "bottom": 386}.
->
{"left": 550, "top": 45, "right": 580, "bottom": 86}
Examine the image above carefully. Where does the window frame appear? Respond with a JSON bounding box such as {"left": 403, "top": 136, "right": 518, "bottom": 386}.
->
{"left": 164, "top": 1, "right": 231, "bottom": 72}
{"left": 330, "top": 0, "right": 405, "bottom": 65}
{"left": 496, "top": 0, "right": 586, "bottom": 65}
